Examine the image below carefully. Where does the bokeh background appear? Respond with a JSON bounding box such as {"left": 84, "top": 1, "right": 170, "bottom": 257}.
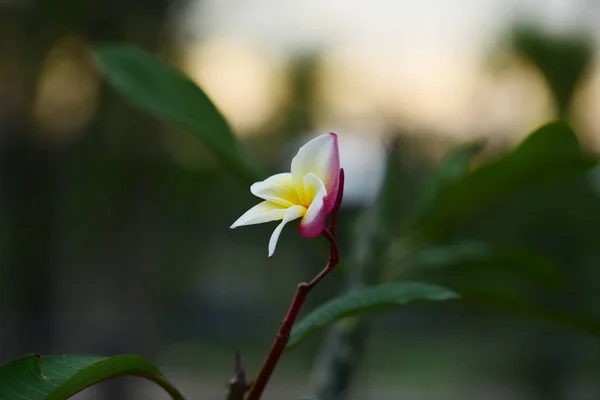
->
{"left": 2, "top": 0, "right": 600, "bottom": 399}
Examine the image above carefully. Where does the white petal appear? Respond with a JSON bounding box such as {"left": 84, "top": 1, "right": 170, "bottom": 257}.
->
{"left": 268, "top": 205, "right": 306, "bottom": 257}
{"left": 299, "top": 173, "right": 328, "bottom": 237}
{"left": 230, "top": 201, "right": 286, "bottom": 229}
{"left": 250, "top": 173, "right": 300, "bottom": 207}
{"left": 291, "top": 133, "right": 340, "bottom": 193}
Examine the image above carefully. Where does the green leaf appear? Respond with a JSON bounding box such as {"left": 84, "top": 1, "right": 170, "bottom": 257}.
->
{"left": 409, "top": 141, "right": 483, "bottom": 224}
{"left": 417, "top": 121, "right": 598, "bottom": 238}
{"left": 0, "top": 354, "right": 185, "bottom": 400}
{"left": 396, "top": 241, "right": 565, "bottom": 291}
{"left": 92, "top": 44, "right": 262, "bottom": 183}
{"left": 287, "top": 283, "right": 459, "bottom": 350}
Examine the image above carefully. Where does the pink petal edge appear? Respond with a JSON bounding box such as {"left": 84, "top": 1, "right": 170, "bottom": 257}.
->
{"left": 298, "top": 207, "right": 328, "bottom": 238}
{"left": 323, "top": 132, "right": 341, "bottom": 214}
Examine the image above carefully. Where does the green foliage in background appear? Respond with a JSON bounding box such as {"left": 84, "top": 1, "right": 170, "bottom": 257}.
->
{"left": 412, "top": 122, "right": 597, "bottom": 239}
{"left": 390, "top": 121, "right": 600, "bottom": 339}
{"left": 92, "top": 44, "right": 263, "bottom": 183}
{"left": 510, "top": 25, "right": 594, "bottom": 117}
{"left": 3, "top": 40, "right": 600, "bottom": 400}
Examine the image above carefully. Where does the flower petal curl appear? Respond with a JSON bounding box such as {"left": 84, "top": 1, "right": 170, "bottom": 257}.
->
{"left": 298, "top": 173, "right": 328, "bottom": 238}
{"left": 268, "top": 205, "right": 306, "bottom": 257}
{"left": 291, "top": 133, "right": 340, "bottom": 212}
{"left": 230, "top": 201, "right": 287, "bottom": 229}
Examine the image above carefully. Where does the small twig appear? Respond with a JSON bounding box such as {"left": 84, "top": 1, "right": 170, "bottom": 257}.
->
{"left": 234, "top": 351, "right": 244, "bottom": 379}
{"left": 245, "top": 169, "right": 345, "bottom": 400}
{"left": 225, "top": 351, "right": 251, "bottom": 400}
{"left": 307, "top": 229, "right": 338, "bottom": 290}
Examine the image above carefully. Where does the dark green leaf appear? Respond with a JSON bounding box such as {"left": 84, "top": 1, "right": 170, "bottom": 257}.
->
{"left": 409, "top": 141, "right": 483, "bottom": 224}
{"left": 455, "top": 284, "right": 600, "bottom": 338}
{"left": 395, "top": 241, "right": 565, "bottom": 291}
{"left": 92, "top": 44, "right": 262, "bottom": 182}
{"left": 417, "top": 121, "right": 598, "bottom": 238}
{"left": 0, "top": 354, "right": 185, "bottom": 400}
{"left": 287, "top": 283, "right": 458, "bottom": 350}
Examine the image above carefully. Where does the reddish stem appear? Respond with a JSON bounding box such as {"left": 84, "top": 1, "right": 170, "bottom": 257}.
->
{"left": 329, "top": 168, "right": 345, "bottom": 237}
{"left": 307, "top": 229, "right": 338, "bottom": 290}
{"left": 246, "top": 233, "right": 339, "bottom": 400}
{"left": 245, "top": 283, "right": 309, "bottom": 400}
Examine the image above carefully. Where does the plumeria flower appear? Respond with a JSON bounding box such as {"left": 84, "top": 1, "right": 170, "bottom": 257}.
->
{"left": 231, "top": 132, "right": 341, "bottom": 257}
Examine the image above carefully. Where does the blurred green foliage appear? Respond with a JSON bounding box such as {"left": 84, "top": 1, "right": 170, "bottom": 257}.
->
{"left": 412, "top": 122, "right": 596, "bottom": 240}
{"left": 1, "top": 4, "right": 600, "bottom": 399}
{"left": 511, "top": 25, "right": 594, "bottom": 117}
{"left": 313, "top": 121, "right": 600, "bottom": 399}
{"left": 93, "top": 45, "right": 263, "bottom": 183}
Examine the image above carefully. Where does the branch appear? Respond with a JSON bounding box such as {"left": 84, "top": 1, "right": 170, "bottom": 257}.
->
{"left": 309, "top": 140, "right": 402, "bottom": 400}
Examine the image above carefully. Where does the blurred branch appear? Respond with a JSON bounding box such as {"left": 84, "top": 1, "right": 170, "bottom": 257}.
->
{"left": 309, "top": 209, "right": 382, "bottom": 399}
{"left": 309, "top": 139, "right": 403, "bottom": 400}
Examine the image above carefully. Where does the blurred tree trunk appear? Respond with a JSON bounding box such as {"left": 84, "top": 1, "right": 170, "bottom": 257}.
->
{"left": 310, "top": 139, "right": 409, "bottom": 400}
{"left": 0, "top": 1, "right": 66, "bottom": 359}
